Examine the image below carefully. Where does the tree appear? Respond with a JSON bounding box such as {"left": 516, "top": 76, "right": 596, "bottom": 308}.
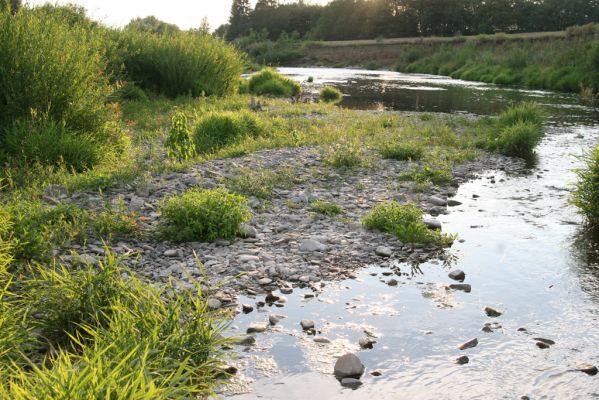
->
{"left": 255, "top": 0, "right": 279, "bottom": 10}
{"left": 0, "top": 0, "right": 20, "bottom": 15}
{"left": 228, "top": 0, "right": 251, "bottom": 40}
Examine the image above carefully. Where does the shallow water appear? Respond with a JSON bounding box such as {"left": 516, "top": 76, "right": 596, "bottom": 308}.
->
{"left": 224, "top": 68, "right": 599, "bottom": 399}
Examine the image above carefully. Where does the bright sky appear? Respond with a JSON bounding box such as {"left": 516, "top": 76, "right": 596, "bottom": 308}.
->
{"left": 28, "top": 0, "right": 330, "bottom": 31}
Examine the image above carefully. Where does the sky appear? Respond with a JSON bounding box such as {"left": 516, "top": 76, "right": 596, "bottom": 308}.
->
{"left": 28, "top": 0, "right": 330, "bottom": 31}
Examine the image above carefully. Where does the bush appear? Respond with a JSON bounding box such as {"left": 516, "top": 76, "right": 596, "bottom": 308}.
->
{"left": 309, "top": 200, "right": 345, "bottom": 216}
{"left": 225, "top": 167, "right": 298, "bottom": 199}
{"left": 319, "top": 86, "right": 343, "bottom": 103}
{"left": 496, "top": 121, "right": 544, "bottom": 158}
{"left": 161, "top": 188, "right": 252, "bottom": 243}
{"left": 572, "top": 145, "right": 599, "bottom": 230}
{"left": 122, "top": 30, "right": 243, "bottom": 98}
{"left": 248, "top": 68, "right": 301, "bottom": 98}
{"left": 193, "top": 111, "right": 263, "bottom": 154}
{"left": 165, "top": 112, "right": 196, "bottom": 161}
{"left": 379, "top": 142, "right": 424, "bottom": 160}
{"left": 362, "top": 201, "right": 453, "bottom": 245}
{"left": 324, "top": 139, "right": 367, "bottom": 169}
{"left": 497, "top": 102, "right": 544, "bottom": 128}
{"left": 402, "top": 165, "right": 454, "bottom": 185}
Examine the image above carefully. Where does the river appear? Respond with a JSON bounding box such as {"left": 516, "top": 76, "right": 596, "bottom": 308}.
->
{"left": 223, "top": 67, "right": 599, "bottom": 399}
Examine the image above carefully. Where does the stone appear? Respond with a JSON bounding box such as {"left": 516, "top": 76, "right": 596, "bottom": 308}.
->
{"left": 340, "top": 378, "right": 362, "bottom": 388}
{"left": 359, "top": 337, "right": 376, "bottom": 349}
{"left": 239, "top": 254, "right": 260, "bottom": 263}
{"left": 301, "top": 320, "right": 315, "bottom": 330}
{"left": 269, "top": 314, "right": 286, "bottom": 325}
{"left": 536, "top": 341, "right": 550, "bottom": 349}
{"left": 484, "top": 306, "right": 502, "bottom": 317}
{"left": 207, "top": 298, "right": 221, "bottom": 309}
{"left": 314, "top": 337, "right": 331, "bottom": 344}
{"left": 334, "top": 353, "right": 365, "bottom": 379}
{"left": 375, "top": 246, "right": 392, "bottom": 258}
{"left": 576, "top": 363, "right": 598, "bottom": 376}
{"left": 533, "top": 338, "right": 555, "bottom": 346}
{"left": 223, "top": 365, "right": 238, "bottom": 375}
{"left": 265, "top": 292, "right": 279, "bottom": 302}
{"left": 241, "top": 304, "right": 254, "bottom": 314}
{"left": 423, "top": 218, "right": 442, "bottom": 230}
{"left": 299, "top": 239, "right": 327, "bottom": 252}
{"left": 280, "top": 287, "right": 293, "bottom": 294}
{"left": 370, "top": 371, "right": 382, "bottom": 377}
{"left": 449, "top": 284, "right": 471, "bottom": 293}
{"left": 164, "top": 249, "right": 179, "bottom": 257}
{"left": 447, "top": 199, "right": 463, "bottom": 207}
{"left": 235, "top": 335, "right": 256, "bottom": 346}
{"left": 430, "top": 196, "right": 448, "bottom": 206}
{"left": 448, "top": 269, "right": 466, "bottom": 282}
{"left": 387, "top": 279, "right": 398, "bottom": 287}
{"left": 44, "top": 184, "right": 68, "bottom": 198}
{"left": 258, "top": 278, "right": 273, "bottom": 286}
{"left": 455, "top": 355, "right": 470, "bottom": 365}
{"left": 239, "top": 224, "right": 257, "bottom": 238}
{"left": 246, "top": 323, "right": 268, "bottom": 334}
{"left": 129, "top": 195, "right": 145, "bottom": 211}
{"left": 458, "top": 338, "right": 478, "bottom": 350}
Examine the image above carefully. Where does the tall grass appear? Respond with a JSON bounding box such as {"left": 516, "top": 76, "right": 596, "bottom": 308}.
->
{"left": 193, "top": 111, "right": 263, "bottom": 154}
{"left": 122, "top": 30, "right": 243, "bottom": 98}
{"left": 572, "top": 145, "right": 599, "bottom": 230}
{"left": 248, "top": 68, "right": 301, "bottom": 98}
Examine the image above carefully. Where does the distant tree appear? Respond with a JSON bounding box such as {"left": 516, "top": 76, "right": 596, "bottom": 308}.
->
{"left": 126, "top": 16, "right": 180, "bottom": 35}
{"left": 198, "top": 17, "right": 211, "bottom": 34}
{"left": 228, "top": 0, "right": 251, "bottom": 40}
{"left": 0, "top": 0, "right": 21, "bottom": 14}
{"left": 215, "top": 24, "right": 230, "bottom": 39}
{"left": 255, "top": 0, "right": 279, "bottom": 10}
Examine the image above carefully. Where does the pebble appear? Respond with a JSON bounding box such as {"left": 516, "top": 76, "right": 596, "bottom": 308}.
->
{"left": 576, "top": 362, "right": 598, "bottom": 376}
{"left": 207, "top": 298, "right": 222, "bottom": 309}
{"left": 447, "top": 199, "right": 462, "bottom": 207}
{"left": 241, "top": 304, "right": 254, "bottom": 313}
{"left": 375, "top": 246, "right": 392, "bottom": 257}
{"left": 484, "top": 306, "right": 503, "bottom": 317}
{"left": 458, "top": 338, "right": 478, "bottom": 350}
{"left": 246, "top": 323, "right": 268, "bottom": 334}
{"left": 359, "top": 337, "right": 376, "bottom": 349}
{"left": 164, "top": 249, "right": 179, "bottom": 257}
{"left": 448, "top": 269, "right": 466, "bottom": 282}
{"left": 340, "top": 378, "right": 362, "bottom": 388}
{"left": 423, "top": 218, "right": 442, "bottom": 230}
{"left": 264, "top": 292, "right": 279, "bottom": 302}
{"left": 314, "top": 337, "right": 331, "bottom": 344}
{"left": 387, "top": 279, "right": 398, "bottom": 287}
{"left": 533, "top": 337, "right": 555, "bottom": 346}
{"left": 455, "top": 355, "right": 470, "bottom": 365}
{"left": 269, "top": 314, "right": 286, "bottom": 325}
{"left": 301, "top": 320, "right": 315, "bottom": 330}
{"left": 235, "top": 335, "right": 256, "bottom": 346}
{"left": 299, "top": 239, "right": 328, "bottom": 252}
{"left": 334, "top": 353, "right": 365, "bottom": 379}
{"left": 449, "top": 284, "right": 472, "bottom": 293}
{"left": 370, "top": 370, "right": 382, "bottom": 377}
{"left": 430, "top": 196, "right": 448, "bottom": 206}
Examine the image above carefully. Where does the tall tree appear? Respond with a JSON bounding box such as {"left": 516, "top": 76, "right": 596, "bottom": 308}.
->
{"left": 228, "top": 0, "right": 251, "bottom": 39}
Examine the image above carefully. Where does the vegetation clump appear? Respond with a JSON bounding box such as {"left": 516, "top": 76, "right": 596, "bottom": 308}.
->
{"left": 324, "top": 139, "right": 367, "bottom": 169}
{"left": 161, "top": 188, "right": 252, "bottom": 243}
{"left": 319, "top": 86, "right": 343, "bottom": 103}
{"left": 165, "top": 112, "right": 196, "bottom": 161}
{"left": 572, "top": 145, "right": 599, "bottom": 230}
{"left": 379, "top": 142, "right": 424, "bottom": 161}
{"left": 193, "top": 111, "right": 263, "bottom": 154}
{"left": 362, "top": 201, "right": 453, "bottom": 245}
{"left": 225, "top": 167, "right": 299, "bottom": 199}
{"left": 248, "top": 68, "right": 301, "bottom": 98}
{"left": 401, "top": 164, "right": 454, "bottom": 186}
{"left": 309, "top": 200, "right": 345, "bottom": 216}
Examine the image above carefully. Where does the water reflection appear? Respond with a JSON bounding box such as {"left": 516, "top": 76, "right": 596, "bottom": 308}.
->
{"left": 570, "top": 230, "right": 599, "bottom": 303}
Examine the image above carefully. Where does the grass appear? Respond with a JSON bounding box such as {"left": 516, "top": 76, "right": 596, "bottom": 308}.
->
{"left": 160, "top": 188, "right": 252, "bottom": 243}
{"left": 401, "top": 164, "right": 455, "bottom": 186}
{"left": 248, "top": 68, "right": 301, "bottom": 98}
{"left": 309, "top": 200, "right": 345, "bottom": 216}
{"left": 319, "top": 86, "right": 343, "bottom": 103}
{"left": 324, "top": 138, "right": 368, "bottom": 169}
{"left": 224, "top": 166, "right": 299, "bottom": 199}
{"left": 362, "top": 201, "right": 453, "bottom": 246}
{"left": 193, "top": 111, "right": 263, "bottom": 154}
{"left": 572, "top": 145, "right": 599, "bottom": 230}
{"left": 379, "top": 141, "right": 424, "bottom": 161}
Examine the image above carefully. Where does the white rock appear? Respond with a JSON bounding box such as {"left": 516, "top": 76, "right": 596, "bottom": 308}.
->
{"left": 246, "top": 323, "right": 268, "bottom": 334}
{"left": 300, "top": 320, "right": 315, "bottom": 330}
{"left": 164, "top": 249, "right": 179, "bottom": 257}
{"left": 375, "top": 246, "right": 392, "bottom": 257}
{"left": 299, "top": 239, "right": 327, "bottom": 252}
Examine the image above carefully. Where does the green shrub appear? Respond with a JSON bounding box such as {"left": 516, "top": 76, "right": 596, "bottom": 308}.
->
{"left": 324, "top": 139, "right": 366, "bottom": 169}
{"left": 0, "top": 210, "right": 12, "bottom": 275}
{"left": 309, "top": 200, "right": 345, "bottom": 216}
{"left": 193, "top": 111, "right": 263, "bottom": 154}
{"left": 572, "top": 145, "right": 599, "bottom": 230}
{"left": 122, "top": 30, "right": 243, "bottom": 98}
{"left": 362, "top": 201, "right": 453, "bottom": 245}
{"left": 1, "top": 118, "right": 102, "bottom": 172}
{"left": 111, "top": 81, "right": 148, "bottom": 102}
{"left": 566, "top": 23, "right": 597, "bottom": 38}
{"left": 496, "top": 121, "right": 544, "bottom": 158}
{"left": 165, "top": 112, "right": 196, "bottom": 161}
{"left": 225, "top": 167, "right": 298, "bottom": 199}
{"left": 401, "top": 165, "right": 454, "bottom": 185}
{"left": 248, "top": 68, "right": 301, "bottom": 98}
{"left": 161, "top": 188, "right": 252, "bottom": 243}
{"left": 307, "top": 76, "right": 314, "bottom": 83}
{"left": 379, "top": 142, "right": 424, "bottom": 160}
{"left": 319, "top": 86, "right": 343, "bottom": 103}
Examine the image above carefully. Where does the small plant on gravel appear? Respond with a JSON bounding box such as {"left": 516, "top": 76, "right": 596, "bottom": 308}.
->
{"left": 401, "top": 164, "right": 454, "bottom": 185}
{"left": 225, "top": 167, "right": 299, "bottom": 199}
{"left": 161, "top": 188, "right": 252, "bottom": 243}
{"left": 193, "top": 111, "right": 263, "bottom": 154}
{"left": 324, "top": 139, "right": 367, "bottom": 169}
{"left": 319, "top": 86, "right": 343, "bottom": 103}
{"left": 572, "top": 144, "right": 599, "bottom": 230}
{"left": 309, "top": 200, "right": 345, "bottom": 216}
{"left": 362, "top": 201, "right": 453, "bottom": 245}
{"left": 379, "top": 141, "right": 424, "bottom": 161}
{"left": 165, "top": 112, "right": 196, "bottom": 161}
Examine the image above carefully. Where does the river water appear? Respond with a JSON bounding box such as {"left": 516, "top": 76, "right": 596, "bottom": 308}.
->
{"left": 223, "top": 68, "right": 599, "bottom": 399}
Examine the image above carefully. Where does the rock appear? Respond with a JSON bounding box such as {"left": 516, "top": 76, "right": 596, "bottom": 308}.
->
{"left": 301, "top": 320, "right": 315, "bottom": 330}
{"left": 246, "top": 323, "right": 268, "bottom": 334}
{"left": 75, "top": 254, "right": 98, "bottom": 265}
{"left": 300, "top": 239, "right": 327, "bottom": 252}
{"left": 314, "top": 337, "right": 331, "bottom": 344}
{"left": 304, "top": 293, "right": 315, "bottom": 299}
{"left": 375, "top": 246, "right": 392, "bottom": 258}
{"left": 207, "top": 298, "right": 221, "bottom": 309}
{"left": 576, "top": 363, "right": 598, "bottom": 376}
{"left": 340, "top": 378, "right": 362, "bottom": 388}
{"left": 265, "top": 292, "right": 279, "bottom": 302}
{"left": 129, "top": 195, "right": 145, "bottom": 211}
{"left": 455, "top": 355, "right": 470, "bottom": 365}
{"left": 458, "top": 338, "right": 478, "bottom": 350}
{"left": 484, "top": 306, "right": 502, "bottom": 317}
{"left": 280, "top": 287, "right": 293, "bottom": 294}
{"left": 164, "top": 249, "right": 179, "bottom": 257}
{"left": 536, "top": 341, "right": 550, "bottom": 349}
{"left": 258, "top": 278, "right": 273, "bottom": 286}
{"left": 223, "top": 365, "right": 238, "bottom": 375}
{"left": 423, "top": 218, "right": 442, "bottom": 230}
{"left": 359, "top": 337, "right": 376, "bottom": 349}
{"left": 235, "top": 335, "right": 256, "bottom": 346}
{"left": 387, "top": 279, "right": 398, "bottom": 287}
{"left": 482, "top": 325, "right": 493, "bottom": 333}
{"left": 239, "top": 254, "right": 260, "bottom": 263}
{"left": 334, "top": 353, "right": 365, "bottom": 379}
{"left": 449, "top": 284, "right": 471, "bottom": 293}
{"left": 448, "top": 269, "right": 466, "bottom": 282}
{"left": 533, "top": 338, "right": 555, "bottom": 346}
{"left": 269, "top": 314, "right": 286, "bottom": 325}
{"left": 370, "top": 370, "right": 382, "bottom": 377}
{"left": 430, "top": 196, "right": 448, "bottom": 206}
{"left": 241, "top": 304, "right": 254, "bottom": 314}
{"left": 239, "top": 224, "right": 257, "bottom": 238}
{"left": 447, "top": 199, "right": 462, "bottom": 207}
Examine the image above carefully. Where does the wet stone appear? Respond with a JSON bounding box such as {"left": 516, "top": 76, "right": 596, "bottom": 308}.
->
{"left": 576, "top": 363, "right": 598, "bottom": 376}
{"left": 449, "top": 284, "right": 472, "bottom": 293}
{"left": 359, "top": 337, "right": 376, "bottom": 349}
{"left": 455, "top": 355, "right": 470, "bottom": 365}
{"left": 334, "top": 353, "right": 365, "bottom": 379}
{"left": 387, "top": 279, "right": 399, "bottom": 287}
{"left": 235, "top": 335, "right": 256, "bottom": 346}
{"left": 458, "top": 338, "right": 478, "bottom": 350}
{"left": 269, "top": 314, "right": 285, "bottom": 325}
{"left": 484, "top": 306, "right": 503, "bottom": 317}
{"left": 423, "top": 218, "right": 442, "bottom": 230}
{"left": 533, "top": 338, "right": 555, "bottom": 346}
{"left": 314, "top": 337, "right": 331, "bottom": 344}
{"left": 241, "top": 304, "right": 254, "bottom": 314}
{"left": 264, "top": 292, "right": 279, "bottom": 303}
{"left": 448, "top": 269, "right": 466, "bottom": 282}
{"left": 301, "top": 320, "right": 315, "bottom": 331}
{"left": 370, "top": 371, "right": 382, "bottom": 377}
{"left": 340, "top": 378, "right": 362, "bottom": 388}
{"left": 246, "top": 323, "right": 268, "bottom": 334}
{"left": 536, "top": 341, "right": 550, "bottom": 349}
{"left": 430, "top": 196, "right": 448, "bottom": 206}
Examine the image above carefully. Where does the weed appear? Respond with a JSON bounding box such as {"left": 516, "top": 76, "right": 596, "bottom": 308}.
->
{"left": 324, "top": 139, "right": 367, "bottom": 169}
{"left": 193, "top": 111, "right": 263, "bottom": 154}
{"left": 161, "top": 188, "right": 252, "bottom": 243}
{"left": 572, "top": 145, "right": 599, "bottom": 230}
{"left": 165, "top": 112, "right": 196, "bottom": 161}
{"left": 225, "top": 167, "right": 299, "bottom": 199}
{"left": 379, "top": 142, "right": 424, "bottom": 161}
{"left": 401, "top": 165, "right": 454, "bottom": 186}
{"left": 309, "top": 200, "right": 345, "bottom": 216}
{"left": 248, "top": 68, "right": 301, "bottom": 98}
{"left": 319, "top": 86, "right": 343, "bottom": 103}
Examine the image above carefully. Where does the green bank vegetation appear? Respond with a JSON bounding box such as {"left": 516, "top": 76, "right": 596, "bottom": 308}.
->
{"left": 572, "top": 145, "right": 599, "bottom": 231}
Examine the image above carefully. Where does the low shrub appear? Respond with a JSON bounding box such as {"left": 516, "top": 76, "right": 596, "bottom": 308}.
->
{"left": 324, "top": 139, "right": 367, "bottom": 169}
{"left": 165, "top": 112, "right": 196, "bottom": 161}
{"left": 309, "top": 200, "right": 345, "bottom": 216}
{"left": 319, "top": 86, "right": 343, "bottom": 103}
{"left": 401, "top": 165, "right": 454, "bottom": 185}
{"left": 496, "top": 121, "right": 544, "bottom": 158}
{"left": 497, "top": 102, "right": 544, "bottom": 128}
{"left": 248, "top": 68, "right": 301, "bottom": 98}
{"left": 566, "top": 23, "right": 597, "bottom": 38}
{"left": 572, "top": 145, "right": 599, "bottom": 230}
{"left": 362, "top": 201, "right": 453, "bottom": 245}
{"left": 379, "top": 142, "right": 424, "bottom": 160}
{"left": 225, "top": 167, "right": 298, "bottom": 199}
{"left": 193, "top": 111, "right": 263, "bottom": 154}
{"left": 161, "top": 188, "right": 252, "bottom": 243}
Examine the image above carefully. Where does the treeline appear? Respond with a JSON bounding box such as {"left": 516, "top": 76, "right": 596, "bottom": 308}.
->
{"left": 223, "top": 0, "right": 599, "bottom": 41}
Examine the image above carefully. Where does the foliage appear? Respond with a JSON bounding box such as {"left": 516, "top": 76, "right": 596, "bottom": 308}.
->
{"left": 495, "top": 121, "right": 544, "bottom": 158}
{"left": 324, "top": 139, "right": 367, "bottom": 169}
{"left": 362, "top": 201, "right": 453, "bottom": 245}
{"left": 165, "top": 112, "right": 196, "bottom": 161}
{"left": 309, "top": 200, "right": 345, "bottom": 216}
{"left": 572, "top": 145, "right": 599, "bottom": 230}
{"left": 193, "top": 111, "right": 263, "bottom": 154}
{"left": 248, "top": 68, "right": 301, "bottom": 97}
{"left": 0, "top": 210, "right": 13, "bottom": 275}
{"left": 161, "top": 188, "right": 252, "bottom": 243}
{"left": 319, "top": 86, "right": 343, "bottom": 103}
{"left": 401, "top": 165, "right": 454, "bottom": 185}
{"left": 235, "top": 29, "right": 303, "bottom": 65}
{"left": 121, "top": 30, "right": 243, "bottom": 98}
{"left": 379, "top": 142, "right": 424, "bottom": 161}
{"left": 225, "top": 167, "right": 299, "bottom": 199}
